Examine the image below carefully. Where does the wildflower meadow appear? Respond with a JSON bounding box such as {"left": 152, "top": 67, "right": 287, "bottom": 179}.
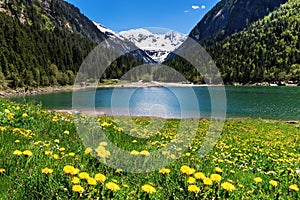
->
{"left": 0, "top": 99, "right": 299, "bottom": 199}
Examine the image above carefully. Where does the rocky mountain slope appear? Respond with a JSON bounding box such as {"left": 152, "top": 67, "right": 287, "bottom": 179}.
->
{"left": 93, "top": 22, "right": 155, "bottom": 63}
{"left": 119, "top": 28, "right": 186, "bottom": 63}
{"left": 189, "top": 0, "right": 288, "bottom": 43}
{"left": 165, "top": 0, "right": 299, "bottom": 84}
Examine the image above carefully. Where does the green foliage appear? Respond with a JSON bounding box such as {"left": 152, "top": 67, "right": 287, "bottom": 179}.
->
{"left": 0, "top": 0, "right": 143, "bottom": 89}
{"left": 0, "top": 99, "right": 299, "bottom": 199}
{"left": 189, "top": 0, "right": 288, "bottom": 42}
{"left": 166, "top": 0, "right": 300, "bottom": 84}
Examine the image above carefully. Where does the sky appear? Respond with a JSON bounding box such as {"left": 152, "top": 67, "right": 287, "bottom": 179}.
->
{"left": 65, "top": 0, "right": 220, "bottom": 34}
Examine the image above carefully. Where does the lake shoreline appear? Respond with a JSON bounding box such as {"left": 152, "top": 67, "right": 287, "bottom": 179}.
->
{"left": 1, "top": 81, "right": 299, "bottom": 97}
{"left": 51, "top": 108, "right": 300, "bottom": 123}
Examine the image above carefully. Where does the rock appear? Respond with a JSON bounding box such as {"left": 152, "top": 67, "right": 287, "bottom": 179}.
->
{"left": 285, "top": 120, "right": 299, "bottom": 124}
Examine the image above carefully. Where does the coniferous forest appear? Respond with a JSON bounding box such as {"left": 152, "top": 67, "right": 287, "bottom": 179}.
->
{"left": 0, "top": 0, "right": 300, "bottom": 89}
{"left": 0, "top": 0, "right": 143, "bottom": 89}
{"left": 165, "top": 0, "right": 300, "bottom": 84}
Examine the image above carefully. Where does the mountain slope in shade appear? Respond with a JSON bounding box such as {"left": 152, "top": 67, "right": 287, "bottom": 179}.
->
{"left": 0, "top": 0, "right": 149, "bottom": 88}
{"left": 165, "top": 0, "right": 300, "bottom": 84}
{"left": 189, "top": 0, "right": 288, "bottom": 43}
{"left": 119, "top": 28, "right": 187, "bottom": 63}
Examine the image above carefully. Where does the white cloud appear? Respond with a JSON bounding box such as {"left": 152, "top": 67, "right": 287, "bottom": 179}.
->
{"left": 201, "top": 5, "right": 206, "bottom": 9}
{"left": 192, "top": 5, "right": 200, "bottom": 10}
{"left": 184, "top": 10, "right": 190, "bottom": 13}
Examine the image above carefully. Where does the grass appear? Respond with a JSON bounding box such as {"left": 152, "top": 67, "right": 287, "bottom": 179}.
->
{"left": 0, "top": 98, "right": 299, "bottom": 199}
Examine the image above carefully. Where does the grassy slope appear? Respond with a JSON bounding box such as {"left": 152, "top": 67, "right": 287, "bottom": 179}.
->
{"left": 0, "top": 99, "right": 299, "bottom": 199}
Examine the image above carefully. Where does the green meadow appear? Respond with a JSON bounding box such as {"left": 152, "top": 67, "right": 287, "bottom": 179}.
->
{"left": 0, "top": 99, "right": 299, "bottom": 199}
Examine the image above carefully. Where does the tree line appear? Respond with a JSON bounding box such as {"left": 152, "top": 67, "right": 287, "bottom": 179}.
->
{"left": 165, "top": 0, "right": 300, "bottom": 84}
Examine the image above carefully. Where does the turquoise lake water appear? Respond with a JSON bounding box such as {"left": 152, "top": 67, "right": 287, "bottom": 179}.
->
{"left": 9, "top": 86, "right": 300, "bottom": 120}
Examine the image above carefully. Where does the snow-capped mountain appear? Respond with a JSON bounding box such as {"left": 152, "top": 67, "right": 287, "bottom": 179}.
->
{"left": 119, "top": 29, "right": 187, "bottom": 63}
{"left": 93, "top": 22, "right": 155, "bottom": 63}
{"left": 93, "top": 22, "right": 187, "bottom": 63}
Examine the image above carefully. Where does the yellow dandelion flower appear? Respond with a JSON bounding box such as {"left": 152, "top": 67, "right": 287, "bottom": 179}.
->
{"left": 59, "top": 147, "right": 65, "bottom": 151}
{"left": 0, "top": 168, "right": 5, "bottom": 173}
{"left": 87, "top": 178, "right": 97, "bottom": 185}
{"left": 180, "top": 165, "right": 195, "bottom": 175}
{"left": 52, "top": 116, "right": 58, "bottom": 122}
{"left": 84, "top": 148, "right": 92, "bottom": 155}
{"left": 43, "top": 143, "right": 50, "bottom": 147}
{"left": 170, "top": 154, "right": 176, "bottom": 159}
{"left": 203, "top": 177, "right": 213, "bottom": 186}
{"left": 141, "top": 184, "right": 156, "bottom": 194}
{"left": 13, "top": 150, "right": 22, "bottom": 156}
{"left": 132, "top": 140, "right": 137, "bottom": 143}
{"left": 14, "top": 140, "right": 20, "bottom": 143}
{"left": 99, "top": 141, "right": 108, "bottom": 146}
{"left": 68, "top": 152, "right": 75, "bottom": 157}
{"left": 215, "top": 167, "right": 223, "bottom": 173}
{"left": 45, "top": 151, "right": 52, "bottom": 156}
{"left": 221, "top": 182, "right": 236, "bottom": 192}
{"left": 131, "top": 150, "right": 140, "bottom": 155}
{"left": 33, "top": 141, "right": 42, "bottom": 145}
{"left": 159, "top": 168, "right": 171, "bottom": 175}
{"left": 210, "top": 174, "right": 222, "bottom": 183}
{"left": 15, "top": 106, "right": 20, "bottom": 110}
{"left": 194, "top": 172, "right": 206, "bottom": 180}
{"left": 22, "top": 113, "right": 28, "bottom": 118}
{"left": 140, "top": 150, "right": 150, "bottom": 156}
{"left": 269, "top": 180, "right": 278, "bottom": 187}
{"left": 100, "top": 122, "right": 111, "bottom": 127}
{"left": 95, "top": 146, "right": 110, "bottom": 159}
{"left": 7, "top": 114, "right": 14, "bottom": 120}
{"left": 185, "top": 152, "right": 191, "bottom": 157}
{"left": 72, "top": 185, "right": 84, "bottom": 193}
{"left": 23, "top": 150, "right": 33, "bottom": 156}
{"left": 0, "top": 126, "right": 7, "bottom": 131}
{"left": 51, "top": 154, "right": 58, "bottom": 159}
{"left": 54, "top": 139, "right": 60, "bottom": 143}
{"left": 42, "top": 167, "right": 53, "bottom": 174}
{"left": 254, "top": 177, "right": 262, "bottom": 183}
{"left": 188, "top": 185, "right": 200, "bottom": 193}
{"left": 4, "top": 109, "right": 10, "bottom": 114}
{"left": 115, "top": 168, "right": 123, "bottom": 173}
{"left": 74, "top": 168, "right": 80, "bottom": 175}
{"left": 187, "top": 177, "right": 196, "bottom": 184}
{"left": 64, "top": 130, "right": 69, "bottom": 135}
{"left": 63, "top": 165, "right": 79, "bottom": 175}
{"left": 78, "top": 172, "right": 90, "bottom": 180}
{"left": 289, "top": 184, "right": 299, "bottom": 192}
{"left": 71, "top": 177, "right": 80, "bottom": 184}
{"left": 95, "top": 173, "right": 106, "bottom": 183}
{"left": 105, "top": 182, "right": 120, "bottom": 192}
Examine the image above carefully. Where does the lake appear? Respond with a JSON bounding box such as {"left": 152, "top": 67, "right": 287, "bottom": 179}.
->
{"left": 9, "top": 86, "right": 300, "bottom": 120}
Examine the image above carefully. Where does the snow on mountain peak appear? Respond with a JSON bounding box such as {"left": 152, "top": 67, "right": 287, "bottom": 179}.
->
{"left": 119, "top": 28, "right": 187, "bottom": 63}
{"left": 119, "top": 28, "right": 186, "bottom": 51}
{"left": 93, "top": 22, "right": 187, "bottom": 63}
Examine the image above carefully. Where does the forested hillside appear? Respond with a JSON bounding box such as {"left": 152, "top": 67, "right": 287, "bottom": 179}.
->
{"left": 0, "top": 0, "right": 143, "bottom": 89}
{"left": 190, "top": 0, "right": 287, "bottom": 43}
{"left": 165, "top": 0, "right": 300, "bottom": 84}
{"left": 204, "top": 0, "right": 300, "bottom": 83}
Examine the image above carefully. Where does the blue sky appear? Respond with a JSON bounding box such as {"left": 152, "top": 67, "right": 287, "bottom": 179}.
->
{"left": 65, "top": 0, "right": 220, "bottom": 34}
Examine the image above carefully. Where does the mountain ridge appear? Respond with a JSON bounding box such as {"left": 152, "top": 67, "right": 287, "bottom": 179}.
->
{"left": 118, "top": 28, "right": 187, "bottom": 63}
{"left": 189, "top": 0, "right": 288, "bottom": 43}
{"left": 0, "top": 0, "right": 147, "bottom": 88}
{"left": 165, "top": 0, "right": 300, "bottom": 84}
